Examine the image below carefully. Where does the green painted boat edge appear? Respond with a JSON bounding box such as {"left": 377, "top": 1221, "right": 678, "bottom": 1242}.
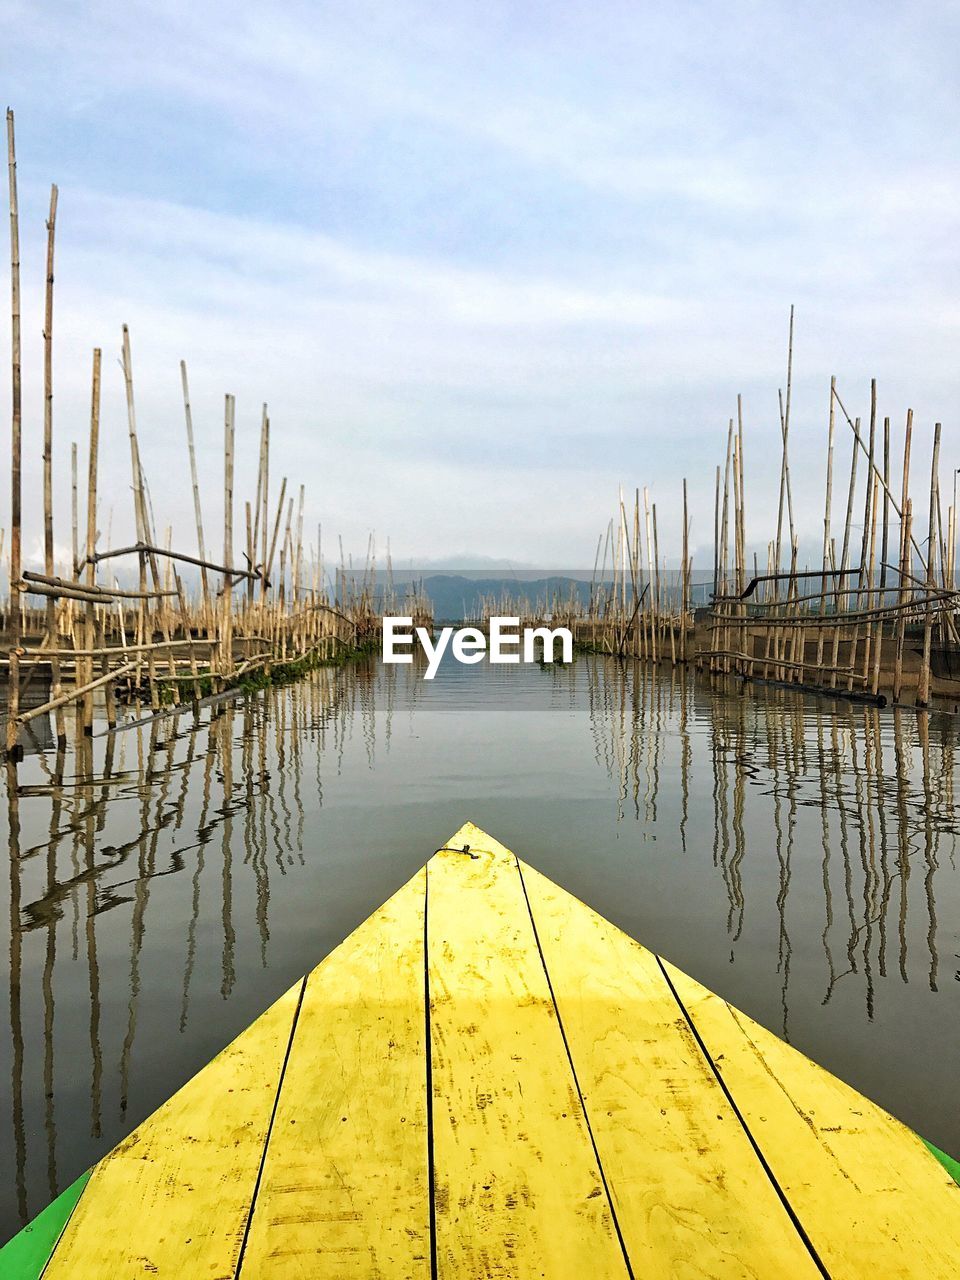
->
{"left": 0, "top": 1171, "right": 90, "bottom": 1279}
{"left": 923, "top": 1138, "right": 960, "bottom": 1187}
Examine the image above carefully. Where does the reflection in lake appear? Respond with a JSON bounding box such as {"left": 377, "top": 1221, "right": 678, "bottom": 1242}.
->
{"left": 2, "top": 655, "right": 959, "bottom": 1241}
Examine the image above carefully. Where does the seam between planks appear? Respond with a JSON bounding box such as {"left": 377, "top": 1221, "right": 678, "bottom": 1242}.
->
{"left": 233, "top": 975, "right": 308, "bottom": 1278}
{"left": 425, "top": 861, "right": 439, "bottom": 1280}
{"left": 516, "top": 857, "right": 635, "bottom": 1280}
{"left": 655, "top": 957, "right": 832, "bottom": 1280}
{"left": 38, "top": 1173, "right": 92, "bottom": 1278}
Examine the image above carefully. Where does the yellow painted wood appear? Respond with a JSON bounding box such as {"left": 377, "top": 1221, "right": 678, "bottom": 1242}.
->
{"left": 44, "top": 980, "right": 302, "bottom": 1278}
{"left": 427, "top": 821, "right": 627, "bottom": 1279}
{"left": 520, "top": 859, "right": 819, "bottom": 1278}
{"left": 667, "top": 960, "right": 960, "bottom": 1278}
{"left": 33, "top": 820, "right": 959, "bottom": 1276}
{"left": 238, "top": 868, "right": 430, "bottom": 1278}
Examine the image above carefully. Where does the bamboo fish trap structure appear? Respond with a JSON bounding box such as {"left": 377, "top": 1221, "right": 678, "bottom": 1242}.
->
{"left": 539, "top": 310, "right": 958, "bottom": 707}
{"left": 2, "top": 110, "right": 414, "bottom": 759}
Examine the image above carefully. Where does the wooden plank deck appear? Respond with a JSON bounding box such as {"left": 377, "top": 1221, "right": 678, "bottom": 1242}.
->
{"left": 4, "top": 821, "right": 960, "bottom": 1278}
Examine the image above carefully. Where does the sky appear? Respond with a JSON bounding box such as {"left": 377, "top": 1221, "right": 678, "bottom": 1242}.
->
{"left": 2, "top": 0, "right": 958, "bottom": 571}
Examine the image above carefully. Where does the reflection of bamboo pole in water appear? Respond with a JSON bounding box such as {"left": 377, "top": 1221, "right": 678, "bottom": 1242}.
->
{"left": 180, "top": 721, "right": 218, "bottom": 1031}
{"left": 710, "top": 704, "right": 735, "bottom": 938}
{"left": 257, "top": 698, "right": 281, "bottom": 892}
{"left": 815, "top": 710, "right": 838, "bottom": 1002}
{"left": 291, "top": 686, "right": 305, "bottom": 864}
{"left": 43, "top": 751, "right": 65, "bottom": 1200}
{"left": 831, "top": 717, "right": 859, "bottom": 987}
{"left": 768, "top": 701, "right": 795, "bottom": 1040}
{"left": 678, "top": 671, "right": 690, "bottom": 853}
{"left": 314, "top": 675, "right": 325, "bottom": 807}
{"left": 943, "top": 725, "right": 957, "bottom": 872}
{"left": 170, "top": 725, "right": 201, "bottom": 1026}
{"left": 276, "top": 689, "right": 294, "bottom": 861}
{"left": 79, "top": 734, "right": 102, "bottom": 1139}
{"left": 264, "top": 702, "right": 286, "bottom": 873}
{"left": 119, "top": 727, "right": 150, "bottom": 1115}
{"left": 849, "top": 716, "right": 877, "bottom": 1020}
{"left": 6, "top": 760, "right": 28, "bottom": 1223}
{"left": 917, "top": 710, "right": 939, "bottom": 991}
{"left": 728, "top": 698, "right": 747, "bottom": 943}
{"left": 647, "top": 668, "right": 662, "bottom": 826}
{"left": 240, "top": 699, "right": 269, "bottom": 967}
{"left": 219, "top": 707, "right": 236, "bottom": 999}
{"left": 892, "top": 709, "right": 911, "bottom": 983}
{"left": 119, "top": 720, "right": 173, "bottom": 1116}
{"left": 871, "top": 706, "right": 893, "bottom": 980}
{"left": 630, "top": 666, "right": 643, "bottom": 822}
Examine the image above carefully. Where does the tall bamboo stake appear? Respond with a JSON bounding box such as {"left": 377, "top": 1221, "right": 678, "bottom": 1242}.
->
{"left": 893, "top": 412, "right": 913, "bottom": 702}
{"left": 917, "top": 423, "right": 941, "bottom": 707}
{"left": 6, "top": 109, "right": 22, "bottom": 756}
{"left": 815, "top": 377, "right": 836, "bottom": 676}
{"left": 250, "top": 405, "right": 267, "bottom": 607}
{"left": 180, "top": 359, "right": 211, "bottom": 630}
{"left": 681, "top": 477, "right": 689, "bottom": 664}
{"left": 42, "top": 184, "right": 66, "bottom": 744}
{"left": 871, "top": 417, "right": 891, "bottom": 695}
{"left": 70, "top": 443, "right": 79, "bottom": 577}
{"left": 774, "top": 306, "right": 794, "bottom": 583}
{"left": 83, "top": 350, "right": 101, "bottom": 732}
{"left": 220, "top": 394, "right": 235, "bottom": 678}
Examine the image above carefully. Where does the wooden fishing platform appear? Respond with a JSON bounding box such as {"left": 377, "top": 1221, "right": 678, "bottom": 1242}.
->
{"left": 4, "top": 822, "right": 959, "bottom": 1277}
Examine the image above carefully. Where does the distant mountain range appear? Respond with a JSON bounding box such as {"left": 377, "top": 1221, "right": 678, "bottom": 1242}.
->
{"left": 415, "top": 574, "right": 715, "bottom": 621}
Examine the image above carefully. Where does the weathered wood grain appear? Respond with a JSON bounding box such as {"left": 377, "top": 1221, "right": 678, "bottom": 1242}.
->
{"left": 668, "top": 960, "right": 960, "bottom": 1278}
{"left": 43, "top": 981, "right": 302, "bottom": 1278}
{"left": 428, "top": 822, "right": 627, "bottom": 1279}
{"left": 521, "top": 859, "right": 819, "bottom": 1278}
{"left": 238, "top": 868, "right": 430, "bottom": 1278}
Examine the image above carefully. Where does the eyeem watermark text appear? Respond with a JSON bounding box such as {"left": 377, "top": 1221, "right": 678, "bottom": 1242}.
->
{"left": 382, "top": 617, "right": 573, "bottom": 680}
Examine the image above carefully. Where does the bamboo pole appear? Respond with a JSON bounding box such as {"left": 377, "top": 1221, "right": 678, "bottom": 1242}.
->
{"left": 815, "top": 377, "right": 836, "bottom": 677}
{"left": 829, "top": 415, "right": 860, "bottom": 689}
{"left": 220, "top": 394, "right": 235, "bottom": 678}
{"left": 681, "top": 477, "right": 689, "bottom": 664}
{"left": 21, "top": 572, "right": 175, "bottom": 601}
{"left": 6, "top": 109, "right": 22, "bottom": 756}
{"left": 83, "top": 350, "right": 101, "bottom": 732}
{"left": 17, "top": 660, "right": 138, "bottom": 727}
{"left": 41, "top": 185, "right": 66, "bottom": 744}
{"left": 893, "top": 412, "right": 913, "bottom": 701}
{"left": 87, "top": 542, "right": 261, "bottom": 581}
{"left": 70, "top": 443, "right": 79, "bottom": 576}
{"left": 917, "top": 423, "right": 941, "bottom": 707}
{"left": 249, "top": 405, "right": 267, "bottom": 607}
{"left": 847, "top": 387, "right": 877, "bottom": 689}
{"left": 718, "top": 421, "right": 734, "bottom": 673}
{"left": 773, "top": 306, "right": 794, "bottom": 585}
{"left": 871, "top": 417, "right": 891, "bottom": 696}
{"left": 180, "top": 360, "right": 212, "bottom": 629}
{"left": 121, "top": 325, "right": 151, "bottom": 697}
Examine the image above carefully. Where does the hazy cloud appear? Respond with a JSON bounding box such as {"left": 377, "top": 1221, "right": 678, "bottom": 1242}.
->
{"left": 1, "top": 0, "right": 957, "bottom": 567}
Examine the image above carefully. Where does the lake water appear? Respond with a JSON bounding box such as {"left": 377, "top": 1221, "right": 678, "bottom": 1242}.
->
{"left": 2, "top": 653, "right": 959, "bottom": 1242}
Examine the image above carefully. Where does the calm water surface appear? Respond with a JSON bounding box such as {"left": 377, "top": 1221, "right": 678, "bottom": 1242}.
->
{"left": 2, "top": 654, "right": 959, "bottom": 1241}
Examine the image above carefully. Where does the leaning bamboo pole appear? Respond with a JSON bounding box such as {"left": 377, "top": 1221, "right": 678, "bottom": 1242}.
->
{"left": 180, "top": 360, "right": 212, "bottom": 630}
{"left": 815, "top": 378, "right": 837, "bottom": 677}
{"left": 871, "top": 417, "right": 891, "bottom": 696}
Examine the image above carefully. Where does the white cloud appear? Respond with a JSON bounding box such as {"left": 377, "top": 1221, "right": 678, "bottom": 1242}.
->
{"left": 0, "top": 0, "right": 957, "bottom": 568}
